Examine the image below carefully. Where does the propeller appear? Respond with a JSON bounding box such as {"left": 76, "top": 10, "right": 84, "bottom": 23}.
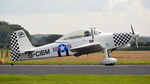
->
{"left": 130, "top": 24, "right": 139, "bottom": 48}
{"left": 90, "top": 27, "right": 96, "bottom": 42}
{"left": 131, "top": 25, "right": 135, "bottom": 34}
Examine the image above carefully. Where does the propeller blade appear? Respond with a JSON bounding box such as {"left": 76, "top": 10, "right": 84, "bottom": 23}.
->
{"left": 131, "top": 24, "right": 135, "bottom": 34}
{"left": 130, "top": 24, "right": 139, "bottom": 48}
{"left": 135, "top": 38, "right": 139, "bottom": 48}
{"left": 133, "top": 37, "right": 139, "bottom": 48}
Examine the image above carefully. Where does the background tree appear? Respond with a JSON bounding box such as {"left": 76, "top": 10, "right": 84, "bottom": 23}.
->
{"left": 0, "top": 21, "right": 31, "bottom": 45}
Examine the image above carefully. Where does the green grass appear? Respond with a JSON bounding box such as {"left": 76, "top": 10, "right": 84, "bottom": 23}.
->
{"left": 116, "top": 61, "right": 150, "bottom": 65}
{"left": 3, "top": 61, "right": 98, "bottom": 65}
{"left": 1, "top": 61, "right": 150, "bottom": 65}
{"left": 0, "top": 49, "right": 10, "bottom": 57}
{"left": 0, "top": 49, "right": 10, "bottom": 53}
{"left": 0, "top": 74, "right": 150, "bottom": 84}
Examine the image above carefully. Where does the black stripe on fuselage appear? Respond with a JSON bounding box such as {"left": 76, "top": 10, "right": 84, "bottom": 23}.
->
{"left": 66, "top": 49, "right": 69, "bottom": 56}
{"left": 58, "top": 51, "right": 61, "bottom": 57}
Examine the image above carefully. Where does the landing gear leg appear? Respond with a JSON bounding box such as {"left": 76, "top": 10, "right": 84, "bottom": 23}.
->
{"left": 104, "top": 49, "right": 110, "bottom": 58}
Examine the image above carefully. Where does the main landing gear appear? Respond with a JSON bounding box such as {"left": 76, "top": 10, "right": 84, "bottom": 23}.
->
{"left": 99, "top": 49, "right": 117, "bottom": 66}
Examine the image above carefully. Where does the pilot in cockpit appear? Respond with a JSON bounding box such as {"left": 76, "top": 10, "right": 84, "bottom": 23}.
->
{"left": 84, "top": 31, "right": 91, "bottom": 37}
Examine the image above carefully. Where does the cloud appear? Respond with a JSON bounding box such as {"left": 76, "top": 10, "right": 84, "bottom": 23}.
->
{"left": 100, "top": 0, "right": 150, "bottom": 36}
{"left": 0, "top": 13, "right": 103, "bottom": 34}
{"left": 0, "top": 0, "right": 150, "bottom": 36}
{"left": 104, "top": 0, "right": 128, "bottom": 11}
{"left": 0, "top": 0, "right": 106, "bottom": 14}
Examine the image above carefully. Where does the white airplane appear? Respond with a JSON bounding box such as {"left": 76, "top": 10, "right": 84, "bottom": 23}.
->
{"left": 10, "top": 25, "right": 139, "bottom": 66}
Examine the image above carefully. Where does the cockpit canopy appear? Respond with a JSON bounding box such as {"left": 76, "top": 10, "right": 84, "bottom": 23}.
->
{"left": 58, "top": 29, "right": 102, "bottom": 40}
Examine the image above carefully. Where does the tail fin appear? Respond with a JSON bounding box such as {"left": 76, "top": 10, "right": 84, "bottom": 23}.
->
{"left": 10, "top": 30, "right": 33, "bottom": 61}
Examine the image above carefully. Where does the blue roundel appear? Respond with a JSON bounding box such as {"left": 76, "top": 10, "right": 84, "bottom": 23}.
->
{"left": 105, "top": 43, "right": 109, "bottom": 47}
{"left": 58, "top": 44, "right": 67, "bottom": 52}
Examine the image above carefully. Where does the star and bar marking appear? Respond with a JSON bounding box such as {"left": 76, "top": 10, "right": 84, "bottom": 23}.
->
{"left": 53, "top": 44, "right": 72, "bottom": 52}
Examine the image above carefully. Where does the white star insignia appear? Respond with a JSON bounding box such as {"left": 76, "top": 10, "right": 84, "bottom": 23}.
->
{"left": 60, "top": 45, "right": 65, "bottom": 51}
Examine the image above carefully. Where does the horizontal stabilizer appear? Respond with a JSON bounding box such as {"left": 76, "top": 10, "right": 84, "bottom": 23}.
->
{"left": 19, "top": 49, "right": 34, "bottom": 54}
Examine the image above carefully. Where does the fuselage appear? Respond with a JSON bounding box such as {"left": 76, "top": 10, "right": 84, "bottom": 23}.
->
{"left": 20, "top": 31, "right": 133, "bottom": 60}
{"left": 10, "top": 27, "right": 140, "bottom": 65}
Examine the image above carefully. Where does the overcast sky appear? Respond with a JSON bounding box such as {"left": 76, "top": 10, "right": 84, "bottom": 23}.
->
{"left": 0, "top": 0, "right": 150, "bottom": 36}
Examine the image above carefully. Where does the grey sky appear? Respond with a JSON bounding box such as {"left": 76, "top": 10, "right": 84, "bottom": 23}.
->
{"left": 0, "top": 0, "right": 106, "bottom": 14}
{"left": 0, "top": 0, "right": 150, "bottom": 36}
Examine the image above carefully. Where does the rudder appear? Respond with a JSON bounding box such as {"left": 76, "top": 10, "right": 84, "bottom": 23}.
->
{"left": 10, "top": 30, "right": 33, "bottom": 61}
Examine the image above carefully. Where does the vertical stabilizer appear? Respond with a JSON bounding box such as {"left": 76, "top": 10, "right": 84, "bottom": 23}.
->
{"left": 10, "top": 30, "right": 33, "bottom": 61}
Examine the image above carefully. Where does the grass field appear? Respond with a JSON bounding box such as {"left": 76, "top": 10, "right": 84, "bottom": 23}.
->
{"left": 0, "top": 49, "right": 10, "bottom": 58}
{"left": 0, "top": 51, "right": 150, "bottom": 65}
{"left": 25, "top": 51, "right": 150, "bottom": 62}
{"left": 0, "top": 51, "right": 150, "bottom": 84}
{"left": 2, "top": 61, "right": 150, "bottom": 65}
{"left": 0, "top": 74, "right": 150, "bottom": 84}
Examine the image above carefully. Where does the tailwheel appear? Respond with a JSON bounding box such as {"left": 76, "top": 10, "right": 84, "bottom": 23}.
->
{"left": 10, "top": 63, "right": 14, "bottom": 66}
{"left": 10, "top": 60, "right": 16, "bottom": 66}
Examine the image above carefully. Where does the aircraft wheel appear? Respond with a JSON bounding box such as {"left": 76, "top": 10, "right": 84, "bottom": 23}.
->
{"left": 10, "top": 63, "right": 14, "bottom": 66}
{"left": 105, "top": 63, "right": 115, "bottom": 66}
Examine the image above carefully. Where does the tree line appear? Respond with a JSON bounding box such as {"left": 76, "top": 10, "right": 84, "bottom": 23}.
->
{"left": 0, "top": 21, "right": 62, "bottom": 48}
{"left": 0, "top": 21, "right": 31, "bottom": 44}
{"left": 31, "top": 34, "right": 62, "bottom": 46}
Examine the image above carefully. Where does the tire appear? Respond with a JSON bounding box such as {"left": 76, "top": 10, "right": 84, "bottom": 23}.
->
{"left": 105, "top": 64, "right": 115, "bottom": 66}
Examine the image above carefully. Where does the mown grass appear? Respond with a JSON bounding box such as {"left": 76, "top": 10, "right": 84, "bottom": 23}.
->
{"left": 116, "top": 61, "right": 150, "bottom": 65}
{"left": 0, "top": 49, "right": 10, "bottom": 53}
{"left": 1, "top": 50, "right": 150, "bottom": 65}
{"left": 2, "top": 61, "right": 97, "bottom": 65}
{"left": 0, "top": 74, "right": 150, "bottom": 84}
{"left": 1, "top": 61, "right": 150, "bottom": 65}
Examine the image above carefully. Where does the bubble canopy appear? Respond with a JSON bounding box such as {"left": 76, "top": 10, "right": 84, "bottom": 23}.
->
{"left": 58, "top": 29, "right": 102, "bottom": 40}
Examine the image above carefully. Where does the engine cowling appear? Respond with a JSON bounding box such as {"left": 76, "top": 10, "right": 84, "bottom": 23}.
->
{"left": 99, "top": 58, "right": 117, "bottom": 65}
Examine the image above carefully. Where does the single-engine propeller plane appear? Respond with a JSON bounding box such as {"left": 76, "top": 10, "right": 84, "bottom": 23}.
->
{"left": 10, "top": 25, "right": 139, "bottom": 66}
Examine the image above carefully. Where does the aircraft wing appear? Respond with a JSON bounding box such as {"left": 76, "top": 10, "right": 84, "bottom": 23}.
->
{"left": 70, "top": 42, "right": 103, "bottom": 56}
